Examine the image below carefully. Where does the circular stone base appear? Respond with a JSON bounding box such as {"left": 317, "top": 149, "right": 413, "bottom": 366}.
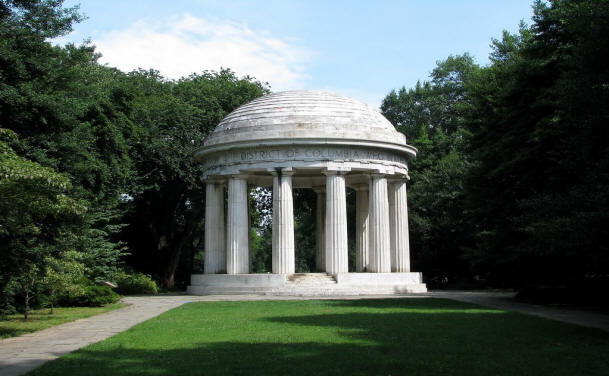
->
{"left": 187, "top": 272, "right": 427, "bottom": 296}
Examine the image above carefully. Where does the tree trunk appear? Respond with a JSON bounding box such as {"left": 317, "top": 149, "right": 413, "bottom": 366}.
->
{"left": 24, "top": 289, "right": 29, "bottom": 320}
{"left": 162, "top": 246, "right": 182, "bottom": 289}
{"left": 49, "top": 289, "right": 55, "bottom": 314}
{"left": 159, "top": 210, "right": 204, "bottom": 289}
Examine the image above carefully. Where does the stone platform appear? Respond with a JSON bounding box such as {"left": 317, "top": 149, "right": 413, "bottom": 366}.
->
{"left": 187, "top": 273, "right": 427, "bottom": 296}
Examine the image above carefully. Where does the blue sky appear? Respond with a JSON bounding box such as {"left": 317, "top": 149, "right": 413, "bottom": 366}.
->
{"left": 61, "top": 0, "right": 535, "bottom": 108}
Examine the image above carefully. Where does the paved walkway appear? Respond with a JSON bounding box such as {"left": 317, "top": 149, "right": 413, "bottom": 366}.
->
{"left": 1, "top": 292, "right": 607, "bottom": 376}
{"left": 431, "top": 291, "right": 609, "bottom": 332}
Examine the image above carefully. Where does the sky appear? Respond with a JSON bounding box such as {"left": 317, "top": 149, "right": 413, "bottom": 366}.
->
{"left": 59, "top": 0, "right": 535, "bottom": 109}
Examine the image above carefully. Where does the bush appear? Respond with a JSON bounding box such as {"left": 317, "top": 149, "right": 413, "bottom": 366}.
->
{"left": 115, "top": 272, "right": 158, "bottom": 295}
{"left": 83, "top": 286, "right": 120, "bottom": 306}
{"left": 58, "top": 285, "right": 120, "bottom": 307}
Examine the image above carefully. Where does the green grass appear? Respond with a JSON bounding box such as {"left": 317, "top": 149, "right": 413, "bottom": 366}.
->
{"left": 1, "top": 303, "right": 127, "bottom": 339}
{"left": 27, "top": 299, "right": 609, "bottom": 376}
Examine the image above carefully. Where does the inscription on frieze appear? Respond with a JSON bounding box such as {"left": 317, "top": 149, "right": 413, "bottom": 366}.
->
{"left": 235, "top": 147, "right": 405, "bottom": 163}
{"left": 203, "top": 146, "right": 408, "bottom": 170}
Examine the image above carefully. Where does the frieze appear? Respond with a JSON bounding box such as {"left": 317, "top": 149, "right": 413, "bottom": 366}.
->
{"left": 202, "top": 146, "right": 409, "bottom": 170}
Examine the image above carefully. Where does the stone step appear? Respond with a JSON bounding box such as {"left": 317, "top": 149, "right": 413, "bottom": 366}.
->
{"left": 286, "top": 273, "right": 337, "bottom": 284}
{"left": 187, "top": 284, "right": 428, "bottom": 296}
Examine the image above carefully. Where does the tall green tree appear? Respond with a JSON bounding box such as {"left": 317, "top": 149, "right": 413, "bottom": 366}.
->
{"left": 0, "top": 128, "right": 85, "bottom": 316}
{"left": 0, "top": 0, "right": 132, "bottom": 288}
{"left": 381, "top": 55, "right": 477, "bottom": 287}
{"left": 120, "top": 69, "right": 268, "bottom": 288}
{"left": 464, "top": 0, "right": 609, "bottom": 288}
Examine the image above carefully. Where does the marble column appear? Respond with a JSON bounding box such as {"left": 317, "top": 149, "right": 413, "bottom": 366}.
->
{"left": 368, "top": 174, "right": 391, "bottom": 272}
{"left": 355, "top": 184, "right": 370, "bottom": 272}
{"left": 324, "top": 171, "right": 348, "bottom": 274}
{"left": 272, "top": 169, "right": 295, "bottom": 274}
{"left": 226, "top": 176, "right": 249, "bottom": 274}
{"left": 389, "top": 179, "right": 411, "bottom": 272}
{"left": 204, "top": 181, "right": 225, "bottom": 274}
{"left": 313, "top": 187, "right": 326, "bottom": 272}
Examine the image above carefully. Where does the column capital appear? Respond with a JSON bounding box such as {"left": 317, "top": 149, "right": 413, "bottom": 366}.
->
{"left": 267, "top": 167, "right": 295, "bottom": 177}
{"left": 387, "top": 173, "right": 408, "bottom": 184}
{"left": 370, "top": 173, "right": 388, "bottom": 179}
{"left": 352, "top": 183, "right": 369, "bottom": 191}
{"left": 322, "top": 168, "right": 348, "bottom": 176}
{"left": 228, "top": 174, "right": 249, "bottom": 180}
{"left": 205, "top": 178, "right": 226, "bottom": 185}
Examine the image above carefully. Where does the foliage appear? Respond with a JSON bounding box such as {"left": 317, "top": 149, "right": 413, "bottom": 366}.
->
{"left": 250, "top": 187, "right": 272, "bottom": 273}
{"left": 381, "top": 0, "right": 609, "bottom": 292}
{"left": 58, "top": 285, "right": 120, "bottom": 307}
{"left": 41, "top": 251, "right": 86, "bottom": 312}
{"left": 27, "top": 299, "right": 609, "bottom": 376}
{"left": 381, "top": 55, "right": 477, "bottom": 287}
{"left": 0, "top": 128, "right": 85, "bottom": 317}
{"left": 114, "top": 272, "right": 158, "bottom": 295}
{"left": 249, "top": 187, "right": 318, "bottom": 273}
{"left": 0, "top": 0, "right": 269, "bottom": 300}
{"left": 462, "top": 0, "right": 609, "bottom": 287}
{"left": 3, "top": 0, "right": 607, "bottom": 300}
{"left": 120, "top": 69, "right": 268, "bottom": 287}
{"left": 294, "top": 189, "right": 316, "bottom": 272}
{"left": 0, "top": 0, "right": 130, "bottom": 312}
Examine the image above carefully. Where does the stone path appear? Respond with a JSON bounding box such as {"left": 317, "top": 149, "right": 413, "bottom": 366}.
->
{"left": 1, "top": 292, "right": 607, "bottom": 376}
{"left": 0, "top": 296, "right": 195, "bottom": 376}
{"left": 431, "top": 291, "right": 609, "bottom": 332}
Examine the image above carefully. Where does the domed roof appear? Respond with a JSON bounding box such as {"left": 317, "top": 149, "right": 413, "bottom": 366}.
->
{"left": 202, "top": 90, "right": 407, "bottom": 148}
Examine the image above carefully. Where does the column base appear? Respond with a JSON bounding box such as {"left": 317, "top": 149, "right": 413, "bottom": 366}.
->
{"left": 187, "top": 272, "right": 427, "bottom": 295}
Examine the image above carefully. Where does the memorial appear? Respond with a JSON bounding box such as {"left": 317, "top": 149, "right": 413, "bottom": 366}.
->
{"left": 187, "top": 90, "right": 427, "bottom": 295}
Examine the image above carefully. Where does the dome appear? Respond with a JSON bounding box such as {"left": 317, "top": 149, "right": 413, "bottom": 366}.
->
{"left": 202, "top": 90, "right": 407, "bottom": 148}
{"left": 195, "top": 90, "right": 416, "bottom": 178}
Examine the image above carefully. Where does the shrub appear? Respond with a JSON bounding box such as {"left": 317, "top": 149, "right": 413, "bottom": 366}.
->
{"left": 115, "top": 272, "right": 158, "bottom": 295}
{"left": 58, "top": 285, "right": 120, "bottom": 307}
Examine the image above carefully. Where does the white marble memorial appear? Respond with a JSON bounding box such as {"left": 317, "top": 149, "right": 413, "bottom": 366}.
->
{"left": 187, "top": 90, "right": 426, "bottom": 295}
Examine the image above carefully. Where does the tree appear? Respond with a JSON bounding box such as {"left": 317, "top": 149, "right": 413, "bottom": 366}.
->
{"left": 381, "top": 55, "right": 477, "bottom": 287}
{"left": 1, "top": 0, "right": 131, "bottom": 310}
{"left": 120, "top": 69, "right": 268, "bottom": 288}
{"left": 463, "top": 0, "right": 609, "bottom": 290}
{"left": 41, "top": 251, "right": 85, "bottom": 313}
{"left": 0, "top": 128, "right": 85, "bottom": 317}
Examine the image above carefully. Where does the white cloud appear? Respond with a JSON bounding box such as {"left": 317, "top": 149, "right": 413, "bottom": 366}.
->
{"left": 92, "top": 15, "right": 311, "bottom": 90}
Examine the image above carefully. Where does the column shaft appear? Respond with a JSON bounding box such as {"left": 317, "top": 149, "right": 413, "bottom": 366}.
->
{"left": 226, "top": 177, "right": 249, "bottom": 274}
{"left": 369, "top": 175, "right": 391, "bottom": 272}
{"left": 325, "top": 172, "right": 348, "bottom": 274}
{"left": 314, "top": 189, "right": 326, "bottom": 272}
{"left": 204, "top": 182, "right": 225, "bottom": 274}
{"left": 355, "top": 187, "right": 369, "bottom": 272}
{"left": 272, "top": 171, "right": 295, "bottom": 274}
{"left": 390, "top": 180, "right": 411, "bottom": 272}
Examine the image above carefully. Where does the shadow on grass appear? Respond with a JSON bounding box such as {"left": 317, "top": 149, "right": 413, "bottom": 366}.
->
{"left": 323, "top": 297, "right": 507, "bottom": 311}
{"left": 28, "top": 299, "right": 609, "bottom": 376}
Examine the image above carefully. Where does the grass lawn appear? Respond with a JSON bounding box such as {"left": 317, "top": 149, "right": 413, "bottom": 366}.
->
{"left": 27, "top": 298, "right": 608, "bottom": 376}
{"left": 0, "top": 303, "right": 127, "bottom": 339}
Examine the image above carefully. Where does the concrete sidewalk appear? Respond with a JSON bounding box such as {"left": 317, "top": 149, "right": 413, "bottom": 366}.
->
{"left": 431, "top": 290, "right": 609, "bottom": 332}
{"left": 0, "top": 296, "right": 194, "bottom": 376}
{"left": 1, "top": 292, "right": 607, "bottom": 376}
